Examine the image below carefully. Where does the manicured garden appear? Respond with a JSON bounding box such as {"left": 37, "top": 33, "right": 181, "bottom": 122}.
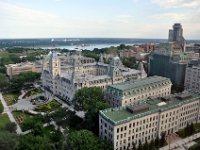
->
{"left": 23, "top": 88, "right": 44, "bottom": 98}
{"left": 13, "top": 110, "right": 44, "bottom": 131}
{"left": 0, "top": 114, "right": 10, "bottom": 129}
{"left": 35, "top": 100, "right": 61, "bottom": 112}
{"left": 3, "top": 92, "right": 20, "bottom": 105}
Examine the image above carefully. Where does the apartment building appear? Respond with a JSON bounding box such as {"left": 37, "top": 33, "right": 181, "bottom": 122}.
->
{"left": 105, "top": 76, "right": 172, "bottom": 107}
{"left": 99, "top": 91, "right": 200, "bottom": 150}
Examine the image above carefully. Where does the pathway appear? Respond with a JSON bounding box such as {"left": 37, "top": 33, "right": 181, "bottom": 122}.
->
{"left": 160, "top": 132, "right": 200, "bottom": 150}
{"left": 0, "top": 92, "right": 22, "bottom": 134}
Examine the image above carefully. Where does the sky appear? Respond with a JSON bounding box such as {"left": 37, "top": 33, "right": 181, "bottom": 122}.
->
{"left": 0, "top": 0, "right": 200, "bottom": 39}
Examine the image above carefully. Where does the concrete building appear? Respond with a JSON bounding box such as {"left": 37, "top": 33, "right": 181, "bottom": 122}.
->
{"left": 41, "top": 50, "right": 147, "bottom": 104}
{"left": 168, "top": 23, "right": 186, "bottom": 52}
{"left": 184, "top": 60, "right": 200, "bottom": 93}
{"left": 99, "top": 91, "right": 200, "bottom": 150}
{"left": 105, "top": 76, "right": 172, "bottom": 107}
{"left": 149, "top": 49, "right": 190, "bottom": 87}
{"left": 5, "top": 62, "right": 42, "bottom": 78}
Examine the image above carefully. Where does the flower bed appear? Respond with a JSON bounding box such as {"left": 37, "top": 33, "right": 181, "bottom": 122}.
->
{"left": 35, "top": 100, "right": 61, "bottom": 112}
{"left": 3, "top": 93, "right": 19, "bottom": 105}
{"left": 23, "top": 88, "right": 44, "bottom": 98}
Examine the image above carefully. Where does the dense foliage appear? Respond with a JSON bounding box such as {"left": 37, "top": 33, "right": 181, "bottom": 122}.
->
{"left": 121, "top": 57, "right": 137, "bottom": 69}
{"left": 0, "top": 131, "right": 19, "bottom": 150}
{"left": 67, "top": 129, "right": 113, "bottom": 150}
{"left": 73, "top": 87, "right": 104, "bottom": 110}
{"left": 0, "top": 100, "right": 3, "bottom": 114}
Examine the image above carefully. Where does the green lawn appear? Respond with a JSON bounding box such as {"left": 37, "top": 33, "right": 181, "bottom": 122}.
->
{"left": 0, "top": 114, "right": 10, "bottom": 129}
{"left": 35, "top": 100, "right": 61, "bottom": 112}
{"left": 3, "top": 92, "right": 20, "bottom": 105}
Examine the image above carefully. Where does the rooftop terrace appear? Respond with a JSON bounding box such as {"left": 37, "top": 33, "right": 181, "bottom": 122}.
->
{"left": 100, "top": 91, "right": 200, "bottom": 125}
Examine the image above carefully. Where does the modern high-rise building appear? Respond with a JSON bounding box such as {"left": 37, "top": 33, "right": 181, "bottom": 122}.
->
{"left": 105, "top": 76, "right": 172, "bottom": 107}
{"left": 149, "top": 24, "right": 195, "bottom": 87}
{"left": 99, "top": 91, "right": 200, "bottom": 150}
{"left": 168, "top": 23, "right": 186, "bottom": 52}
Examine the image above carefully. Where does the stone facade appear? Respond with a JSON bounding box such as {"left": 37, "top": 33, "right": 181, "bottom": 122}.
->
{"left": 41, "top": 50, "right": 147, "bottom": 103}
{"left": 105, "top": 76, "right": 172, "bottom": 107}
{"left": 99, "top": 91, "right": 200, "bottom": 150}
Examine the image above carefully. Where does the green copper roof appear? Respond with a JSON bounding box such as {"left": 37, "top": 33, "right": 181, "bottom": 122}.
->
{"left": 108, "top": 76, "right": 171, "bottom": 91}
{"left": 100, "top": 92, "right": 200, "bottom": 125}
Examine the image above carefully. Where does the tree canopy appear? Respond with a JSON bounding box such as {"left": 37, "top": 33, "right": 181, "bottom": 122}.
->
{"left": 67, "top": 129, "right": 112, "bottom": 150}
{"left": 73, "top": 87, "right": 104, "bottom": 111}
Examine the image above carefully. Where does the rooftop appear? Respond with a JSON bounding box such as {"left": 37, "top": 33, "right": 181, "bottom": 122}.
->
{"left": 100, "top": 91, "right": 200, "bottom": 125}
{"left": 108, "top": 76, "right": 171, "bottom": 91}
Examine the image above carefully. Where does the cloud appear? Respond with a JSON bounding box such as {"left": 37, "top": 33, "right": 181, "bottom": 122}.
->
{"left": 151, "top": 0, "right": 200, "bottom": 8}
{"left": 0, "top": 1, "right": 60, "bottom": 27}
{"left": 151, "top": 13, "right": 186, "bottom": 21}
{"left": 114, "top": 15, "right": 135, "bottom": 23}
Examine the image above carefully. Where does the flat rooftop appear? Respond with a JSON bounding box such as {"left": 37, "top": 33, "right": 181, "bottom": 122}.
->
{"left": 100, "top": 91, "right": 200, "bottom": 125}
{"left": 108, "top": 76, "right": 171, "bottom": 91}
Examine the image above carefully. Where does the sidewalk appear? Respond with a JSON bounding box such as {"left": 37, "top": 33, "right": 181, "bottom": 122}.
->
{"left": 0, "top": 92, "right": 22, "bottom": 134}
{"left": 160, "top": 133, "right": 200, "bottom": 150}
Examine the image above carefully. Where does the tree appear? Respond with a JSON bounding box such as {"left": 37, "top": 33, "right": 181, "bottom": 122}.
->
{"left": 143, "top": 140, "right": 149, "bottom": 150}
{"left": 73, "top": 87, "right": 104, "bottom": 110}
{"left": 122, "top": 57, "right": 137, "bottom": 69}
{"left": 118, "top": 44, "right": 126, "bottom": 50}
{"left": 184, "top": 123, "right": 190, "bottom": 136}
{"left": 189, "top": 123, "right": 195, "bottom": 135}
{"left": 0, "top": 73, "right": 9, "bottom": 90}
{"left": 149, "top": 140, "right": 156, "bottom": 150}
{"left": 137, "top": 140, "right": 143, "bottom": 150}
{"left": 154, "top": 136, "right": 160, "bottom": 149}
{"left": 4, "top": 122, "right": 17, "bottom": 133}
{"left": 160, "top": 132, "right": 166, "bottom": 147}
{"left": 84, "top": 101, "right": 109, "bottom": 135}
{"left": 0, "top": 100, "right": 3, "bottom": 114}
{"left": 132, "top": 142, "right": 136, "bottom": 150}
{"left": 0, "top": 131, "right": 18, "bottom": 150}
{"left": 67, "top": 130, "right": 100, "bottom": 150}
{"left": 17, "top": 134, "right": 52, "bottom": 150}
{"left": 32, "top": 122, "right": 44, "bottom": 136}
{"left": 50, "top": 128, "right": 63, "bottom": 142}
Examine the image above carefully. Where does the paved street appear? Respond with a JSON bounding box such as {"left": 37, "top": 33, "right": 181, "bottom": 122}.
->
{"left": 0, "top": 92, "right": 22, "bottom": 134}
{"left": 12, "top": 99, "right": 35, "bottom": 111}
